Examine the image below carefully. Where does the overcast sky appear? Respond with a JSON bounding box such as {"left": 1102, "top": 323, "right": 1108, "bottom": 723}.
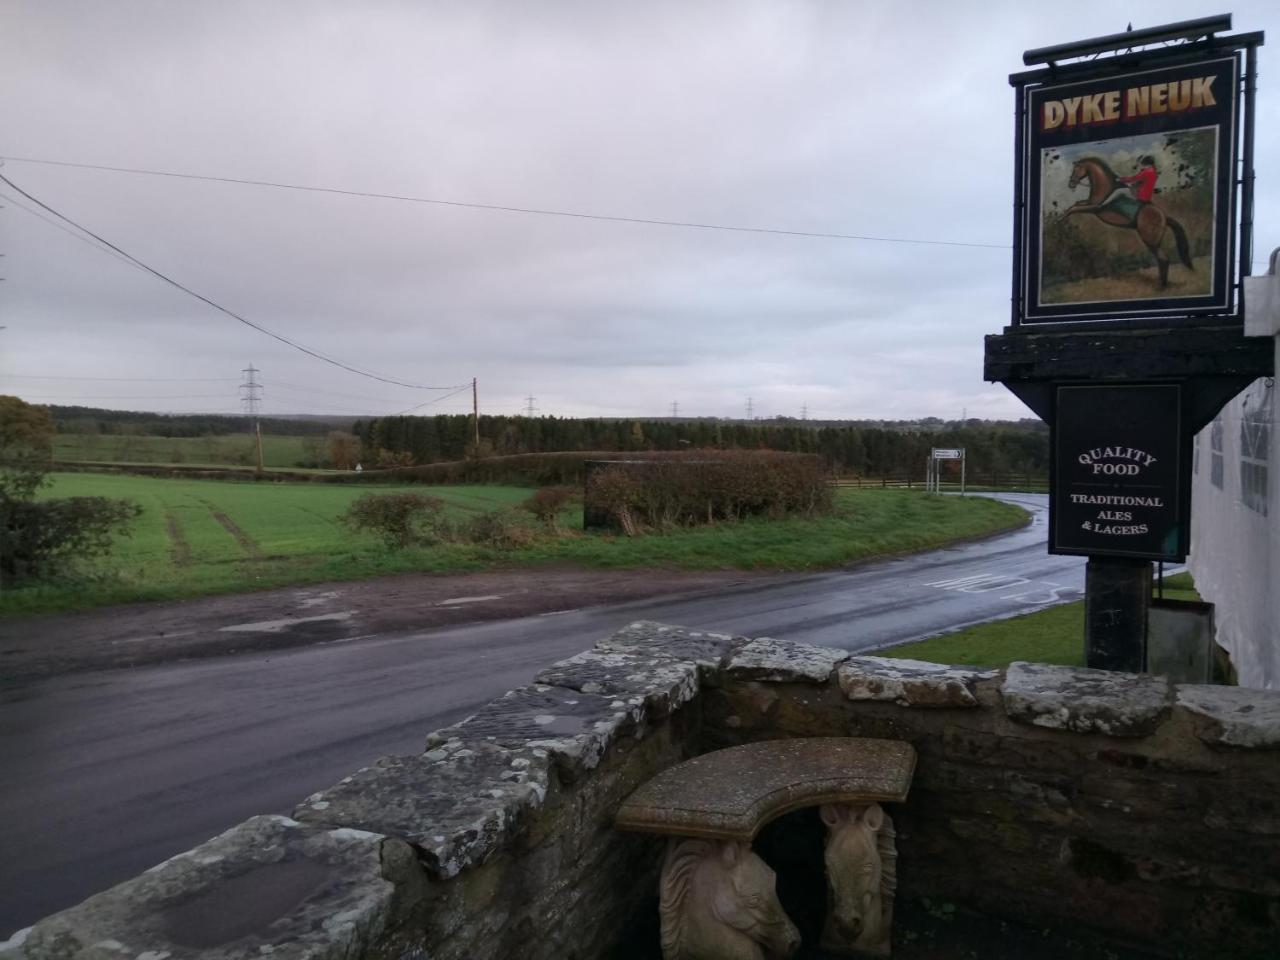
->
{"left": 2, "top": 1, "right": 1276, "bottom": 421}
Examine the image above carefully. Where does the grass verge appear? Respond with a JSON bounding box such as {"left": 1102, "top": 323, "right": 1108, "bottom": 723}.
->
{"left": 884, "top": 572, "right": 1200, "bottom": 668}
{"left": 3, "top": 474, "right": 1028, "bottom": 616}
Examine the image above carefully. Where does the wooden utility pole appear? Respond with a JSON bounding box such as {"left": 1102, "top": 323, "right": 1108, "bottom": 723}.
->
{"left": 472, "top": 378, "right": 480, "bottom": 446}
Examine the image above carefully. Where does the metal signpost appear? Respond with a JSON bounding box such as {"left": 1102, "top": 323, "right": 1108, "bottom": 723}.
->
{"left": 987, "top": 15, "right": 1272, "bottom": 671}
{"left": 928, "top": 448, "right": 965, "bottom": 495}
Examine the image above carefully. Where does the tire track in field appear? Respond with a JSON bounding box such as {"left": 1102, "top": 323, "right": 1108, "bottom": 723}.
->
{"left": 199, "top": 499, "right": 264, "bottom": 559}
{"left": 163, "top": 511, "right": 193, "bottom": 567}
{"left": 293, "top": 505, "right": 340, "bottom": 527}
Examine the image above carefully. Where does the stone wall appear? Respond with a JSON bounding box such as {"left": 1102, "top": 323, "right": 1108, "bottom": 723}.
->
{"left": 0, "top": 624, "right": 718, "bottom": 960}
{"left": 709, "top": 644, "right": 1280, "bottom": 958}
{"left": 5, "top": 624, "right": 1279, "bottom": 959}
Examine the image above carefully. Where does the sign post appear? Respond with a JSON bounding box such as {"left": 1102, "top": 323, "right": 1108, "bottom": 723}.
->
{"left": 986, "top": 16, "right": 1272, "bottom": 671}
{"left": 930, "top": 448, "right": 965, "bottom": 495}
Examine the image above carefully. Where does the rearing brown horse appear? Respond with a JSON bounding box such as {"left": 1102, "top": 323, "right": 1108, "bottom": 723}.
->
{"left": 1061, "top": 156, "right": 1193, "bottom": 288}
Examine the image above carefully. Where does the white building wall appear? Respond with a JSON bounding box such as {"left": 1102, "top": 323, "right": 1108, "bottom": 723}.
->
{"left": 1189, "top": 254, "right": 1279, "bottom": 689}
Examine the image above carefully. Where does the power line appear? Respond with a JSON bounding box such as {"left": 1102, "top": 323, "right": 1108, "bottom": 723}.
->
{"left": 0, "top": 189, "right": 146, "bottom": 273}
{"left": 3, "top": 374, "right": 240, "bottom": 382}
{"left": 0, "top": 155, "right": 1010, "bottom": 251}
{"left": 8, "top": 155, "right": 1276, "bottom": 268}
{"left": 0, "top": 170, "right": 471, "bottom": 391}
{"left": 19, "top": 394, "right": 236, "bottom": 400}
{"left": 394, "top": 384, "right": 473, "bottom": 415}
{"left": 267, "top": 380, "right": 423, "bottom": 404}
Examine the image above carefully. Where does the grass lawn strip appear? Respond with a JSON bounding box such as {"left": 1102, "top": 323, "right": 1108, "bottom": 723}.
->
{"left": 6, "top": 474, "right": 1028, "bottom": 615}
{"left": 885, "top": 572, "right": 1200, "bottom": 668}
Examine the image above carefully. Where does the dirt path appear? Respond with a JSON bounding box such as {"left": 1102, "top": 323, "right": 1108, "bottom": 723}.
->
{"left": 0, "top": 567, "right": 770, "bottom": 682}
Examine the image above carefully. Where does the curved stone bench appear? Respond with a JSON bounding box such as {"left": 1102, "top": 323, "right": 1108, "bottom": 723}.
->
{"left": 615, "top": 737, "right": 916, "bottom": 841}
{"left": 616, "top": 738, "right": 916, "bottom": 958}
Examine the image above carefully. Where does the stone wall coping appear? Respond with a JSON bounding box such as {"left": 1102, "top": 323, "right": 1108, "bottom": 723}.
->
{"left": 594, "top": 620, "right": 746, "bottom": 672}
{"left": 726, "top": 636, "right": 849, "bottom": 683}
{"left": 1001, "top": 661, "right": 1172, "bottom": 737}
{"left": 615, "top": 737, "right": 916, "bottom": 841}
{"left": 424, "top": 682, "right": 646, "bottom": 779}
{"left": 294, "top": 739, "right": 553, "bottom": 879}
{"left": 838, "top": 657, "right": 998, "bottom": 708}
{"left": 2, "top": 815, "right": 415, "bottom": 960}
{"left": 1175, "top": 683, "right": 1280, "bottom": 749}
{"left": 533, "top": 649, "right": 700, "bottom": 718}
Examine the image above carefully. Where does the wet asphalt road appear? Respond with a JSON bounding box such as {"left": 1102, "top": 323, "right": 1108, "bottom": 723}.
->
{"left": 0, "top": 494, "right": 1083, "bottom": 936}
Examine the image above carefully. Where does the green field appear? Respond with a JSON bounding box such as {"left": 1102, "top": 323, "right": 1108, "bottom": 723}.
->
{"left": 53, "top": 433, "right": 319, "bottom": 469}
{"left": 3, "top": 473, "right": 1028, "bottom": 615}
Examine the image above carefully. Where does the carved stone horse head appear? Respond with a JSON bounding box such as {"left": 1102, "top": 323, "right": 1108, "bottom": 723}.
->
{"left": 820, "top": 802, "right": 896, "bottom": 956}
{"left": 659, "top": 838, "right": 801, "bottom": 960}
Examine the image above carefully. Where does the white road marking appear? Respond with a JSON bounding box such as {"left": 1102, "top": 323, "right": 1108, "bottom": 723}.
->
{"left": 924, "top": 573, "right": 1031, "bottom": 593}
{"left": 438, "top": 595, "right": 503, "bottom": 606}
{"left": 999, "top": 583, "right": 1077, "bottom": 604}
{"left": 924, "top": 572, "right": 1079, "bottom": 606}
{"left": 220, "top": 612, "right": 356, "bottom": 633}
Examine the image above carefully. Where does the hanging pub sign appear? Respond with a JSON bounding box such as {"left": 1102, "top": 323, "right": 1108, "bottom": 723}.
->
{"left": 1051, "top": 383, "right": 1188, "bottom": 561}
{"left": 1018, "top": 54, "right": 1239, "bottom": 324}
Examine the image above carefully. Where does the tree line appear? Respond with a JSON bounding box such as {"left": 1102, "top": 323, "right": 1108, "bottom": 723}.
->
{"left": 49, "top": 407, "right": 341, "bottom": 438}
{"left": 351, "top": 415, "right": 1049, "bottom": 477}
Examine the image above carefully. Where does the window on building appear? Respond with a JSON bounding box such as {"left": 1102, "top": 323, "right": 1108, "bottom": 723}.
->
{"left": 1210, "top": 418, "right": 1224, "bottom": 490}
{"left": 1240, "top": 386, "right": 1272, "bottom": 516}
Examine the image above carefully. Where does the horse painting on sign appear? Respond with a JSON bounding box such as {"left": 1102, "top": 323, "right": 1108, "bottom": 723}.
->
{"left": 1038, "top": 128, "right": 1217, "bottom": 306}
{"left": 1062, "top": 156, "right": 1193, "bottom": 289}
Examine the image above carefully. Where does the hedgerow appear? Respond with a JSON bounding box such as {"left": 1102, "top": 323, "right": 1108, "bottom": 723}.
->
{"left": 583, "top": 452, "right": 831, "bottom": 534}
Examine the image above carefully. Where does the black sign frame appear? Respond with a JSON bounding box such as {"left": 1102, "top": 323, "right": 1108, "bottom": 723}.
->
{"left": 1049, "top": 382, "right": 1190, "bottom": 561}
{"left": 1009, "top": 33, "right": 1261, "bottom": 329}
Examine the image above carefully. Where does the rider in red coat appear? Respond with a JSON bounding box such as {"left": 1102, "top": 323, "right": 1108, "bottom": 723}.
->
{"left": 1118, "top": 155, "right": 1159, "bottom": 202}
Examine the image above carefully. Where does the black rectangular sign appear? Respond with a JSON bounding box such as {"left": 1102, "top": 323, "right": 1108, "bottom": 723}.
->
{"left": 1051, "top": 383, "right": 1187, "bottom": 560}
{"left": 1021, "top": 55, "right": 1239, "bottom": 323}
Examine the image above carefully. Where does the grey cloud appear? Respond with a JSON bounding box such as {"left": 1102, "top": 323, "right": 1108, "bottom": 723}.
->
{"left": 2, "top": 0, "right": 1277, "bottom": 420}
